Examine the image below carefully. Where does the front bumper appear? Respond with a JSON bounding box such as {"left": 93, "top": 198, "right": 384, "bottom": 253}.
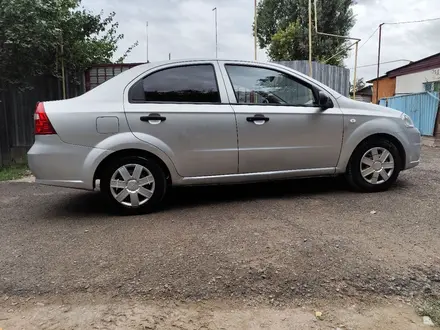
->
{"left": 397, "top": 127, "right": 421, "bottom": 170}
{"left": 28, "top": 135, "right": 111, "bottom": 190}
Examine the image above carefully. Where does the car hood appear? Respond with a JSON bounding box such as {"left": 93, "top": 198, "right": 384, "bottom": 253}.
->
{"left": 337, "top": 96, "right": 402, "bottom": 118}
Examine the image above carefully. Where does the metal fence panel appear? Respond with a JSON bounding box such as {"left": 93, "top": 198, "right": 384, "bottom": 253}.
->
{"left": 0, "top": 76, "right": 82, "bottom": 166}
{"left": 85, "top": 64, "right": 141, "bottom": 91}
{"left": 274, "top": 61, "right": 350, "bottom": 96}
{"left": 379, "top": 92, "right": 439, "bottom": 136}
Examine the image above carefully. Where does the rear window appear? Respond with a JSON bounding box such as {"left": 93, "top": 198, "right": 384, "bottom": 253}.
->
{"left": 129, "top": 64, "right": 220, "bottom": 103}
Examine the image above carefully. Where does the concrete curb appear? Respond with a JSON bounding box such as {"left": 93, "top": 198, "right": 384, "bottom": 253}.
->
{"left": 421, "top": 137, "right": 440, "bottom": 148}
{"left": 7, "top": 175, "right": 36, "bottom": 183}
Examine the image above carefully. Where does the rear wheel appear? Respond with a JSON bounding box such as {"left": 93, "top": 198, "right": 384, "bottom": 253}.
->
{"left": 346, "top": 138, "right": 402, "bottom": 192}
{"left": 101, "top": 156, "right": 167, "bottom": 214}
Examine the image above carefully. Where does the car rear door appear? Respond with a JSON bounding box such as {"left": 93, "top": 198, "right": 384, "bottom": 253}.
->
{"left": 219, "top": 62, "right": 343, "bottom": 174}
{"left": 124, "top": 61, "right": 238, "bottom": 177}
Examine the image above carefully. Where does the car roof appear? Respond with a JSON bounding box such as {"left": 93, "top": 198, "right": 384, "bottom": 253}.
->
{"left": 131, "top": 58, "right": 267, "bottom": 70}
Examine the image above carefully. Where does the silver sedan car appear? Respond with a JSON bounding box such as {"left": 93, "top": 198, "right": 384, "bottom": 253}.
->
{"left": 28, "top": 59, "right": 421, "bottom": 213}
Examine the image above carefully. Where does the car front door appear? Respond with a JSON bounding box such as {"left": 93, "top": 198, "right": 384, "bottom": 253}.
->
{"left": 220, "top": 63, "right": 343, "bottom": 174}
{"left": 124, "top": 62, "right": 238, "bottom": 177}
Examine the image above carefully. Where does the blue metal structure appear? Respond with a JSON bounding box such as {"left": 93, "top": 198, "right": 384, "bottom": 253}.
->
{"left": 379, "top": 92, "right": 439, "bottom": 136}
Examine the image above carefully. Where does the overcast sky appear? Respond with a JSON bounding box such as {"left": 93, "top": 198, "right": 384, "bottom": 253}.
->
{"left": 82, "top": 0, "right": 440, "bottom": 82}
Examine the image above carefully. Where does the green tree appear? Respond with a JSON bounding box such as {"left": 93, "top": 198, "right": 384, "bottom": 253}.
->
{"left": 0, "top": 0, "right": 137, "bottom": 87}
{"left": 256, "top": 0, "right": 355, "bottom": 66}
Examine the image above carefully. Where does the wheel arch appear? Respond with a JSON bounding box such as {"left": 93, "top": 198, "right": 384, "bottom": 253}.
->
{"left": 93, "top": 149, "right": 173, "bottom": 188}
{"left": 346, "top": 133, "right": 406, "bottom": 171}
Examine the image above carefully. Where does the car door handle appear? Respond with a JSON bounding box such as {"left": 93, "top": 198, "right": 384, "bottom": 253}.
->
{"left": 140, "top": 114, "right": 166, "bottom": 124}
{"left": 246, "top": 114, "right": 269, "bottom": 124}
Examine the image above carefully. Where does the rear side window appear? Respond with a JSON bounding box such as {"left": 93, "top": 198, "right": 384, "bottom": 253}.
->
{"left": 129, "top": 64, "right": 220, "bottom": 103}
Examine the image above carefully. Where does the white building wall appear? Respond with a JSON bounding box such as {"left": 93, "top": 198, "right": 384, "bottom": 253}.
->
{"left": 395, "top": 67, "right": 440, "bottom": 94}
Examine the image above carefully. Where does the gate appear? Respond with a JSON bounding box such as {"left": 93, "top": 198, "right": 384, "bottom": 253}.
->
{"left": 379, "top": 92, "right": 439, "bottom": 136}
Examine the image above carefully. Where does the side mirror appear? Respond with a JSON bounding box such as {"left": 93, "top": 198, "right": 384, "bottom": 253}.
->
{"left": 318, "top": 91, "right": 333, "bottom": 110}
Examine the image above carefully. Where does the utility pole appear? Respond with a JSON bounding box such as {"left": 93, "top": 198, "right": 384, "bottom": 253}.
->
{"left": 313, "top": 0, "right": 361, "bottom": 91}
{"left": 376, "top": 23, "right": 384, "bottom": 103}
{"left": 146, "top": 21, "right": 150, "bottom": 63}
{"left": 254, "top": 0, "right": 257, "bottom": 61}
{"left": 212, "top": 7, "right": 218, "bottom": 58}
{"left": 308, "top": 0, "right": 313, "bottom": 77}
{"left": 352, "top": 41, "right": 359, "bottom": 99}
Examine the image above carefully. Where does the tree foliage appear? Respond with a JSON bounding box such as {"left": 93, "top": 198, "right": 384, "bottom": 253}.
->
{"left": 0, "top": 0, "right": 137, "bottom": 86}
{"left": 256, "top": 0, "right": 355, "bottom": 66}
{"left": 350, "top": 77, "right": 366, "bottom": 93}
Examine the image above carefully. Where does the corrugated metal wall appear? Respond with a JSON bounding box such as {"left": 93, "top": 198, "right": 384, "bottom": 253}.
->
{"left": 379, "top": 92, "right": 440, "bottom": 136}
{"left": 275, "top": 61, "right": 350, "bottom": 96}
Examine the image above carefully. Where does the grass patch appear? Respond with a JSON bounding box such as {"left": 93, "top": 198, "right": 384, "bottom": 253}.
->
{"left": 419, "top": 299, "right": 440, "bottom": 326}
{"left": 0, "top": 164, "right": 30, "bottom": 181}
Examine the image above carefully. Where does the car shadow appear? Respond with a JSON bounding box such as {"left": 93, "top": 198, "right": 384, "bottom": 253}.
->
{"left": 48, "top": 176, "right": 350, "bottom": 217}
{"left": 165, "top": 176, "right": 349, "bottom": 208}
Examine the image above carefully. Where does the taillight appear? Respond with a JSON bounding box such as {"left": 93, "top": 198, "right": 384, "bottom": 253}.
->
{"left": 34, "top": 102, "right": 56, "bottom": 135}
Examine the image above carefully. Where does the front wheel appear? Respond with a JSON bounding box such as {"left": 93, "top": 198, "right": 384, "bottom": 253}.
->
{"left": 346, "top": 138, "right": 402, "bottom": 192}
{"left": 100, "top": 156, "right": 167, "bottom": 214}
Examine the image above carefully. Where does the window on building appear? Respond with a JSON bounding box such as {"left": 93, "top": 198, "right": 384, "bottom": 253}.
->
{"left": 423, "top": 81, "right": 440, "bottom": 93}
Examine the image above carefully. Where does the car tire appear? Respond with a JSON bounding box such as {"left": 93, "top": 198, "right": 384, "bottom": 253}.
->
{"left": 346, "top": 138, "right": 402, "bottom": 192}
{"left": 100, "top": 156, "right": 167, "bottom": 214}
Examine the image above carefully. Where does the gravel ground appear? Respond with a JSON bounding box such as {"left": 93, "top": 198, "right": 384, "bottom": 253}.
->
{"left": 0, "top": 147, "right": 439, "bottom": 329}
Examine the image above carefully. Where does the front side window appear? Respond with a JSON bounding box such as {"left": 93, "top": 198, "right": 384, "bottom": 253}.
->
{"left": 225, "top": 65, "right": 316, "bottom": 106}
{"left": 129, "top": 64, "right": 220, "bottom": 103}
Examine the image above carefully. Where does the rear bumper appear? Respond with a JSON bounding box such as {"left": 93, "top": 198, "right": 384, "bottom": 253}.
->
{"left": 397, "top": 127, "right": 421, "bottom": 170}
{"left": 28, "top": 135, "right": 111, "bottom": 190}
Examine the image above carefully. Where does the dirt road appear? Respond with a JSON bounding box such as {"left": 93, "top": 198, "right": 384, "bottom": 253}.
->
{"left": 1, "top": 148, "right": 439, "bottom": 329}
